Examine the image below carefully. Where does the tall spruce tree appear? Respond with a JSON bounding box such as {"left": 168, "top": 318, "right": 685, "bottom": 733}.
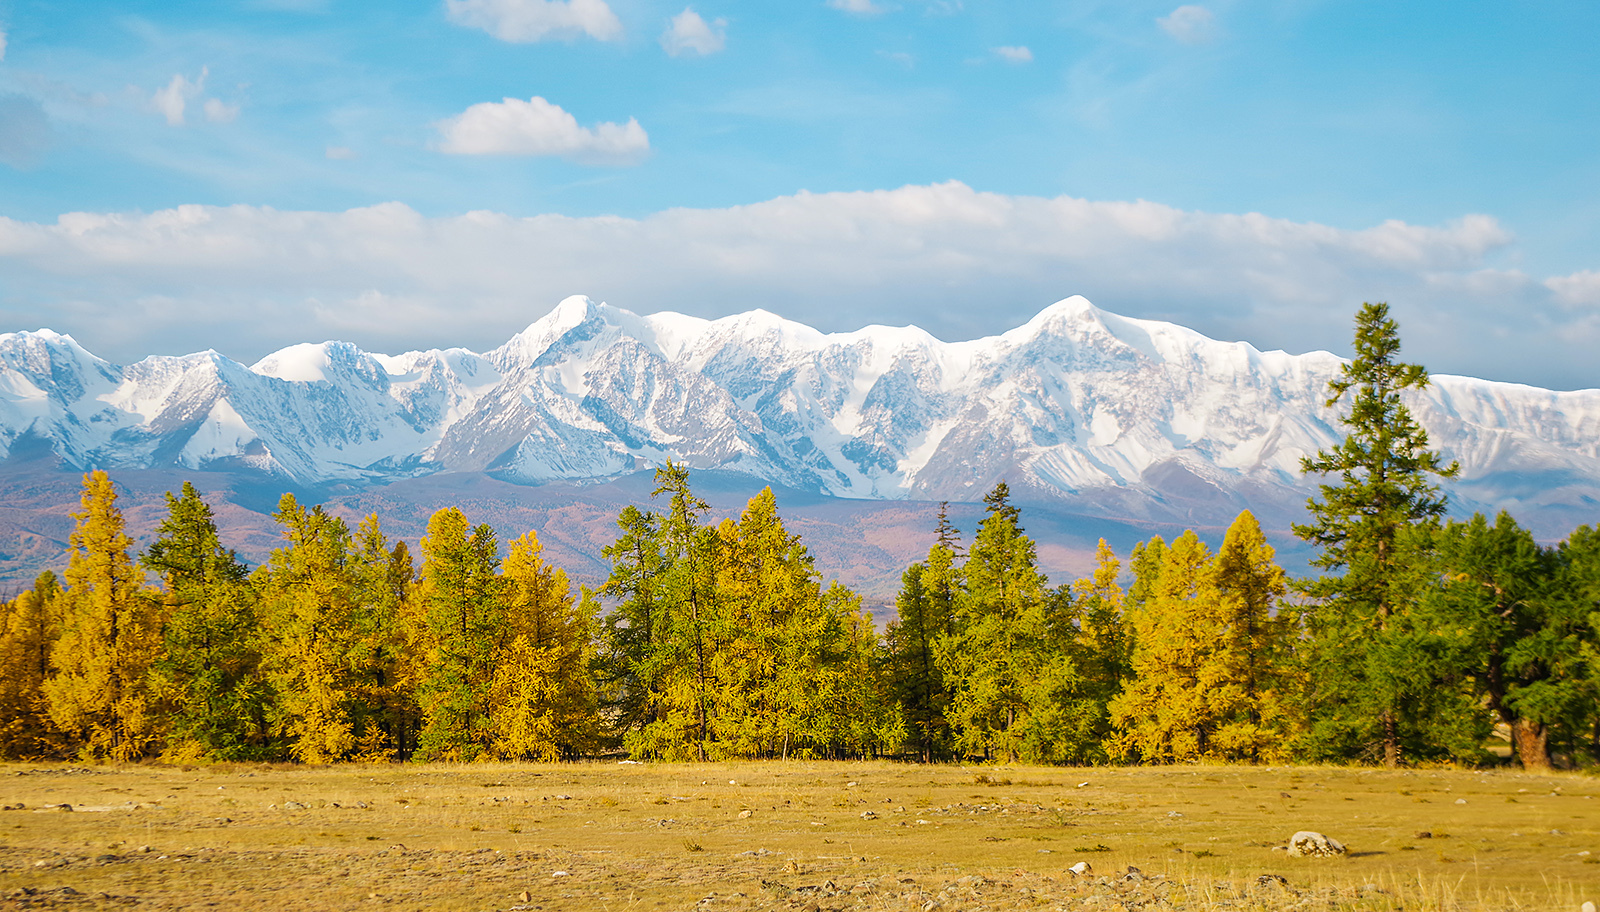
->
{"left": 1294, "top": 302, "right": 1460, "bottom": 767}
{"left": 599, "top": 504, "right": 667, "bottom": 740}
{"left": 1067, "top": 539, "right": 1130, "bottom": 757}
{"left": 143, "top": 482, "right": 266, "bottom": 761}
{"left": 44, "top": 471, "right": 162, "bottom": 761}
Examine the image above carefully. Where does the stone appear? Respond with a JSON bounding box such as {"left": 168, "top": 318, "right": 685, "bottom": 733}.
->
{"left": 738, "top": 809, "right": 752, "bottom": 819}
{"left": 1454, "top": 798, "right": 1467, "bottom": 805}
{"left": 1255, "top": 874, "right": 1289, "bottom": 888}
{"left": 1068, "top": 861, "right": 1092, "bottom": 876}
{"left": 282, "top": 801, "right": 307, "bottom": 811}
{"left": 1580, "top": 902, "right": 1594, "bottom": 912}
{"left": 1287, "top": 831, "right": 1346, "bottom": 858}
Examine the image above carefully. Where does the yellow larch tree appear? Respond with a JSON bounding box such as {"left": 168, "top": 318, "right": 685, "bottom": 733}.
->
{"left": 43, "top": 471, "right": 162, "bottom": 761}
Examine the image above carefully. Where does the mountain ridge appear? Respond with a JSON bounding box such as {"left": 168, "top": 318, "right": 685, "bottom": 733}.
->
{"left": 3, "top": 295, "right": 1598, "bottom": 551}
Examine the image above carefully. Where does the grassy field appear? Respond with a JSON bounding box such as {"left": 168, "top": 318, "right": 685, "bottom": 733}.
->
{"left": 1, "top": 760, "right": 1596, "bottom": 911}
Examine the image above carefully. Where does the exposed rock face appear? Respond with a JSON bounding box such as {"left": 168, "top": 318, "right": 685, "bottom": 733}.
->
{"left": 4, "top": 295, "right": 1600, "bottom": 537}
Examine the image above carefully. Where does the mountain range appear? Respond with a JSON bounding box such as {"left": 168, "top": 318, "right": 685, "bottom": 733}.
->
{"left": 2, "top": 296, "right": 1597, "bottom": 596}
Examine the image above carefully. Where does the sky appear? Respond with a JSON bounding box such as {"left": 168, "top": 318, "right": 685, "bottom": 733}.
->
{"left": 1, "top": 1, "right": 1598, "bottom": 389}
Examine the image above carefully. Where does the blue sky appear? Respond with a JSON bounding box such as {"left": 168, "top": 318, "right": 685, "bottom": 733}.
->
{"left": 3, "top": 1, "right": 1599, "bottom": 389}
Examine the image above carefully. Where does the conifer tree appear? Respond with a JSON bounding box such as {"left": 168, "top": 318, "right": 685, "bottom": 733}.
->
{"left": 1433, "top": 514, "right": 1597, "bottom": 769}
{"left": 143, "top": 482, "right": 266, "bottom": 761}
{"left": 1067, "top": 539, "right": 1130, "bottom": 756}
{"left": 44, "top": 471, "right": 162, "bottom": 761}
{"left": 599, "top": 505, "right": 666, "bottom": 738}
{"left": 1110, "top": 530, "right": 1219, "bottom": 762}
{"left": 1207, "top": 511, "right": 1296, "bottom": 760}
{"left": 0, "top": 572, "right": 65, "bottom": 758}
{"left": 345, "top": 515, "right": 418, "bottom": 761}
{"left": 938, "top": 482, "right": 1082, "bottom": 763}
{"left": 883, "top": 503, "right": 961, "bottom": 761}
{"left": 255, "top": 494, "right": 365, "bottom": 764}
{"left": 1295, "top": 302, "right": 1460, "bottom": 767}
{"left": 491, "top": 530, "right": 598, "bottom": 760}
{"left": 414, "top": 507, "right": 503, "bottom": 761}
{"left": 629, "top": 463, "right": 722, "bottom": 760}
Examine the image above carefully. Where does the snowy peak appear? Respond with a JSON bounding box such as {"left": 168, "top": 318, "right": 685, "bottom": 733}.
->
{"left": 1, "top": 297, "right": 1597, "bottom": 538}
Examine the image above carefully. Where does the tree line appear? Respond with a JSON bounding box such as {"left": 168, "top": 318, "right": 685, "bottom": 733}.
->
{"left": 1, "top": 303, "right": 1596, "bottom": 769}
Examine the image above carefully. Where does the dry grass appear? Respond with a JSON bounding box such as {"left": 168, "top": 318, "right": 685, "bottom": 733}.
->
{"left": 0, "top": 760, "right": 1596, "bottom": 910}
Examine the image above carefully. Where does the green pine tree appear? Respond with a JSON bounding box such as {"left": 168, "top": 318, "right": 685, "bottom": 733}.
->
{"left": 143, "top": 482, "right": 268, "bottom": 761}
{"left": 1294, "top": 302, "right": 1461, "bottom": 767}
{"left": 414, "top": 507, "right": 503, "bottom": 761}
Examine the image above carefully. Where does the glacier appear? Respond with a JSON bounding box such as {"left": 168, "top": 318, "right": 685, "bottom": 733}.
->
{"left": 3, "top": 295, "right": 1599, "bottom": 542}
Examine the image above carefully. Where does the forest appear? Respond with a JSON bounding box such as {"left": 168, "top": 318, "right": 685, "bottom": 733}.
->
{"left": 1, "top": 304, "right": 1596, "bottom": 771}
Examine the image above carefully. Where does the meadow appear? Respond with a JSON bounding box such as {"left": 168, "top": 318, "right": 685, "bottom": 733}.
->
{"left": 1, "top": 761, "right": 1595, "bottom": 911}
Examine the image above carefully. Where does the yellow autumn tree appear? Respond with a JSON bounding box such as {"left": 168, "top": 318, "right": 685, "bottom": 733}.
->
{"left": 1110, "top": 514, "right": 1297, "bottom": 763}
{"left": 43, "top": 471, "right": 162, "bottom": 761}
{"left": 490, "top": 530, "right": 597, "bottom": 760}
{"left": 0, "top": 573, "right": 65, "bottom": 759}
{"left": 1206, "top": 510, "right": 1297, "bottom": 760}
{"left": 255, "top": 494, "right": 364, "bottom": 764}
{"left": 1108, "top": 530, "right": 1218, "bottom": 762}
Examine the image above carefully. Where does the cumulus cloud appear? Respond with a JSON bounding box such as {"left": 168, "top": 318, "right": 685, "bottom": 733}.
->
{"left": 203, "top": 98, "right": 240, "bottom": 123}
{"left": 828, "top": 0, "right": 886, "bottom": 15}
{"left": 661, "top": 8, "right": 726, "bottom": 57}
{"left": 1159, "top": 5, "right": 1217, "bottom": 45}
{"left": 1547, "top": 270, "right": 1600, "bottom": 308}
{"left": 1, "top": 183, "right": 1594, "bottom": 389}
{"left": 435, "top": 96, "right": 648, "bottom": 164}
{"left": 151, "top": 70, "right": 206, "bottom": 126}
{"left": 444, "top": 0, "right": 622, "bottom": 43}
{"left": 992, "top": 45, "right": 1032, "bottom": 64}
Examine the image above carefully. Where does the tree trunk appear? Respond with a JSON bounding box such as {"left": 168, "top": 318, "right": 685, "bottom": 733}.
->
{"left": 1381, "top": 709, "right": 1400, "bottom": 769}
{"left": 1511, "top": 718, "right": 1551, "bottom": 772}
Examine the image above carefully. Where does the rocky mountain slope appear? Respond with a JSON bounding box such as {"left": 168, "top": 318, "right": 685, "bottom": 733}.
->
{"left": 5, "top": 296, "right": 1598, "bottom": 534}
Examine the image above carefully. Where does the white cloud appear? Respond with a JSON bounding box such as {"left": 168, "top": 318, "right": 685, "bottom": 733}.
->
{"left": 828, "top": 0, "right": 886, "bottom": 15}
{"left": 3, "top": 183, "right": 1595, "bottom": 389}
{"left": 1547, "top": 270, "right": 1600, "bottom": 308}
{"left": 151, "top": 69, "right": 207, "bottom": 126}
{"left": 661, "top": 8, "right": 726, "bottom": 57}
{"left": 435, "top": 96, "right": 648, "bottom": 164}
{"left": 993, "top": 45, "right": 1032, "bottom": 64}
{"left": 1159, "top": 5, "right": 1217, "bottom": 45}
{"left": 203, "top": 98, "right": 240, "bottom": 123}
{"left": 444, "top": 0, "right": 622, "bottom": 43}
{"left": 326, "top": 145, "right": 357, "bottom": 160}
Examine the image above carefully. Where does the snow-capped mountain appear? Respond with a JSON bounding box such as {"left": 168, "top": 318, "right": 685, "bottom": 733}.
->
{"left": 4, "top": 296, "right": 1598, "bottom": 534}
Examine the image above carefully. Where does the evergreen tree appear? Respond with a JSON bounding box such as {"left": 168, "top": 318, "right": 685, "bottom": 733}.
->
{"left": 599, "top": 505, "right": 667, "bottom": 739}
{"left": 938, "top": 482, "right": 1082, "bottom": 763}
{"left": 0, "top": 572, "right": 65, "bottom": 758}
{"left": 1067, "top": 539, "right": 1130, "bottom": 757}
{"left": 628, "top": 463, "right": 721, "bottom": 760}
{"left": 1294, "top": 302, "right": 1460, "bottom": 767}
{"left": 143, "top": 482, "right": 267, "bottom": 761}
{"left": 255, "top": 494, "right": 365, "bottom": 764}
{"left": 1433, "top": 514, "right": 1597, "bottom": 769}
{"left": 44, "top": 472, "right": 162, "bottom": 761}
{"left": 414, "top": 507, "right": 503, "bottom": 761}
{"left": 491, "top": 530, "right": 598, "bottom": 760}
{"left": 883, "top": 504, "right": 960, "bottom": 761}
{"left": 345, "top": 515, "right": 418, "bottom": 761}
